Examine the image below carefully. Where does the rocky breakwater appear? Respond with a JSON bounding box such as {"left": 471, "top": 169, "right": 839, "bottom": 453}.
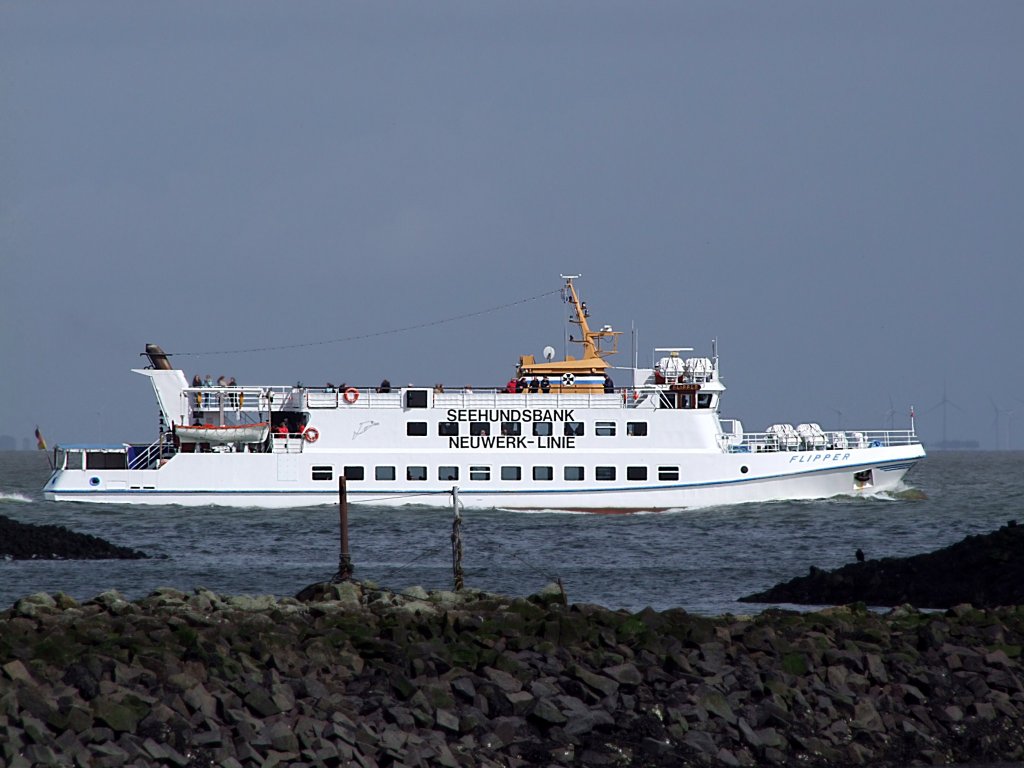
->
{"left": 0, "top": 514, "right": 149, "bottom": 560}
{"left": 740, "top": 522, "right": 1024, "bottom": 610}
{"left": 2, "top": 584, "right": 1023, "bottom": 768}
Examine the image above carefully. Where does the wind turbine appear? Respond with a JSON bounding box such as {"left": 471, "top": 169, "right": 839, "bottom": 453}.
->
{"left": 924, "top": 382, "right": 964, "bottom": 448}
{"left": 989, "top": 398, "right": 1009, "bottom": 450}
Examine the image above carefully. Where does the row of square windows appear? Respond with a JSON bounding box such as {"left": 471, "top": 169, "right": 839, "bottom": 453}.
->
{"left": 408, "top": 421, "right": 649, "bottom": 437}
{"left": 314, "top": 464, "right": 680, "bottom": 482}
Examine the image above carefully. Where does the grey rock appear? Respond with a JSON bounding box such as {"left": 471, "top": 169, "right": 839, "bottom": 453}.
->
{"left": 603, "top": 662, "right": 643, "bottom": 686}
{"left": 572, "top": 666, "right": 618, "bottom": 698}
{"left": 563, "top": 708, "right": 614, "bottom": 737}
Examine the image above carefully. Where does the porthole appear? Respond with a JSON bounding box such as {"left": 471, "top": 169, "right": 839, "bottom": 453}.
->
{"left": 740, "top": 466, "right": 749, "bottom": 474}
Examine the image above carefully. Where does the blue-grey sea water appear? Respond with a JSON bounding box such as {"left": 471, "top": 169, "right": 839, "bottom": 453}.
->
{"left": 1, "top": 450, "right": 1021, "bottom": 616}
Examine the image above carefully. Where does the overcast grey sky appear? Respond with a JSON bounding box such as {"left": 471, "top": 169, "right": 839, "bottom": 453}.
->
{"left": 2, "top": 2, "right": 1021, "bottom": 450}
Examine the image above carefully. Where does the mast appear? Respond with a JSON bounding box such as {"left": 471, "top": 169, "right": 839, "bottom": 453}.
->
{"left": 561, "top": 274, "right": 620, "bottom": 362}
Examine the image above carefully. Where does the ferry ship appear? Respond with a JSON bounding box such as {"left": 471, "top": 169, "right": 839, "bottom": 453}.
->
{"left": 43, "top": 277, "right": 925, "bottom": 510}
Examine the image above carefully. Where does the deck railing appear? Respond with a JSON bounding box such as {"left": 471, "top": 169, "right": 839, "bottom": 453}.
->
{"left": 306, "top": 388, "right": 632, "bottom": 410}
{"left": 727, "top": 429, "right": 920, "bottom": 453}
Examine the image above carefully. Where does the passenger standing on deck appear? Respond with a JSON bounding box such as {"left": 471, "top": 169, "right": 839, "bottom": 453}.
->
{"left": 604, "top": 374, "right": 615, "bottom": 393}
{"left": 204, "top": 375, "right": 214, "bottom": 387}
{"left": 529, "top": 376, "right": 540, "bottom": 393}
{"left": 192, "top": 375, "right": 202, "bottom": 387}
{"left": 505, "top": 378, "right": 517, "bottom": 394}
{"left": 541, "top": 376, "right": 551, "bottom": 393}
{"left": 516, "top": 377, "right": 527, "bottom": 393}
{"left": 378, "top": 379, "right": 391, "bottom": 393}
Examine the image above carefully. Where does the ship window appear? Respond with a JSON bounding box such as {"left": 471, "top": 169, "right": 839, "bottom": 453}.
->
{"left": 470, "top": 422, "right": 490, "bottom": 436}
{"left": 438, "top": 466, "right": 459, "bottom": 481}
{"left": 564, "top": 422, "right": 584, "bottom": 437}
{"left": 344, "top": 466, "right": 364, "bottom": 481}
{"left": 697, "top": 393, "right": 713, "bottom": 409}
{"left": 627, "top": 422, "right": 648, "bottom": 436}
{"left": 470, "top": 465, "right": 490, "bottom": 481}
{"left": 501, "top": 422, "right": 521, "bottom": 436}
{"left": 405, "top": 390, "right": 428, "bottom": 409}
{"left": 627, "top": 466, "right": 647, "bottom": 481}
{"left": 86, "top": 452, "right": 128, "bottom": 470}
{"left": 595, "top": 422, "right": 616, "bottom": 436}
{"left": 375, "top": 466, "right": 396, "bottom": 481}
{"left": 595, "top": 466, "right": 616, "bottom": 481}
{"left": 564, "top": 466, "right": 585, "bottom": 481}
{"left": 533, "top": 466, "right": 553, "bottom": 481}
{"left": 501, "top": 466, "right": 522, "bottom": 481}
{"left": 407, "top": 466, "right": 427, "bottom": 481}
{"left": 438, "top": 422, "right": 459, "bottom": 436}
{"left": 406, "top": 422, "right": 428, "bottom": 436}
{"left": 312, "top": 465, "right": 333, "bottom": 481}
{"left": 65, "top": 452, "right": 83, "bottom": 470}
{"left": 658, "top": 466, "right": 679, "bottom": 481}
{"left": 533, "top": 422, "right": 552, "bottom": 437}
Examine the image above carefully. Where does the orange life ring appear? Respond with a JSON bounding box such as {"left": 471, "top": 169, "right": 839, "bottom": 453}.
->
{"left": 304, "top": 427, "right": 319, "bottom": 443}
{"left": 343, "top": 388, "right": 359, "bottom": 404}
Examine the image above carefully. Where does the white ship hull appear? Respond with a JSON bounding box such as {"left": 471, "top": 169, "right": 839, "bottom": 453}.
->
{"left": 44, "top": 393, "right": 923, "bottom": 510}
{"left": 43, "top": 453, "right": 921, "bottom": 510}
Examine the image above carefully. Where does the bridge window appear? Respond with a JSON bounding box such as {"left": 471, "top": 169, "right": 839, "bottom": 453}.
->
{"left": 697, "top": 393, "right": 713, "bottom": 409}
{"left": 405, "top": 390, "right": 428, "bottom": 409}
{"left": 86, "top": 452, "right": 127, "bottom": 469}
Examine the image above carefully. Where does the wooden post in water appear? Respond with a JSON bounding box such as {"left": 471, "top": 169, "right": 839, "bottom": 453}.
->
{"left": 335, "top": 476, "right": 353, "bottom": 581}
{"left": 451, "top": 486, "right": 464, "bottom": 591}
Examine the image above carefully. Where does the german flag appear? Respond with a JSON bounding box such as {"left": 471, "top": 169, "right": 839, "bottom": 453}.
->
{"left": 35, "top": 426, "right": 46, "bottom": 451}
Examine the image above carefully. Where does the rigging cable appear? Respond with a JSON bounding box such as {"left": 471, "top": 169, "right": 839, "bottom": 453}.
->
{"left": 169, "top": 288, "right": 561, "bottom": 357}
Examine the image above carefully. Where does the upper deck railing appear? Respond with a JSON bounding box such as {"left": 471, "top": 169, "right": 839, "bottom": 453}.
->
{"left": 304, "top": 388, "right": 633, "bottom": 410}
{"left": 725, "top": 429, "right": 920, "bottom": 453}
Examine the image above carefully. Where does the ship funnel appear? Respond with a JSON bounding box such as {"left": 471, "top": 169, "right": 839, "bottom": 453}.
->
{"left": 144, "top": 344, "right": 173, "bottom": 370}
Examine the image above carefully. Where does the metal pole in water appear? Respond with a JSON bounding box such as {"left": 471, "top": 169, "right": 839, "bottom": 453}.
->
{"left": 335, "top": 476, "right": 353, "bottom": 581}
{"left": 451, "top": 486, "right": 464, "bottom": 591}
